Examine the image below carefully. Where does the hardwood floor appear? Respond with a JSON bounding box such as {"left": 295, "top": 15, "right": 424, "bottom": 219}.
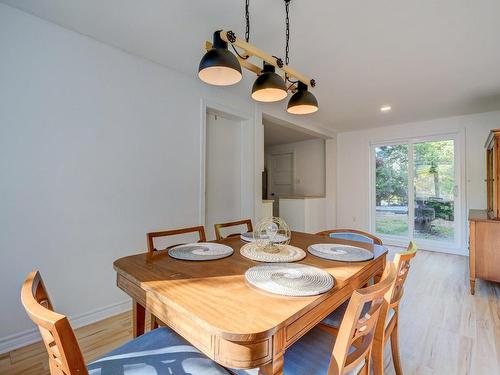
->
{"left": 395, "top": 248, "right": 500, "bottom": 375}
{"left": 1, "top": 248, "right": 499, "bottom": 374}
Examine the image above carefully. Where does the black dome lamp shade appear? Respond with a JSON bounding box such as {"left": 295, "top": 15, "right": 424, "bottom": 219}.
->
{"left": 251, "top": 63, "right": 288, "bottom": 102}
{"left": 287, "top": 81, "right": 319, "bottom": 114}
{"left": 198, "top": 31, "right": 242, "bottom": 86}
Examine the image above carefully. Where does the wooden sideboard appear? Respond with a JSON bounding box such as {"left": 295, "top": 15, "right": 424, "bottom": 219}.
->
{"left": 469, "top": 129, "right": 500, "bottom": 294}
{"left": 469, "top": 209, "right": 500, "bottom": 294}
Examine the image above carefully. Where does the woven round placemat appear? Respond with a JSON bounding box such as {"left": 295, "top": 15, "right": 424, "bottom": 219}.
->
{"left": 307, "top": 244, "right": 374, "bottom": 262}
{"left": 168, "top": 243, "right": 233, "bottom": 261}
{"left": 245, "top": 263, "right": 334, "bottom": 296}
{"left": 240, "top": 243, "right": 306, "bottom": 262}
{"left": 240, "top": 232, "right": 289, "bottom": 243}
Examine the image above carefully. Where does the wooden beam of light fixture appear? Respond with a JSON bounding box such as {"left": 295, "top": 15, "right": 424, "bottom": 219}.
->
{"left": 204, "top": 41, "right": 296, "bottom": 90}
{"left": 205, "top": 30, "right": 316, "bottom": 89}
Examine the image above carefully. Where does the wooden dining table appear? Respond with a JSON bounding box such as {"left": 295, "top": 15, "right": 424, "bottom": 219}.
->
{"left": 113, "top": 231, "right": 387, "bottom": 375}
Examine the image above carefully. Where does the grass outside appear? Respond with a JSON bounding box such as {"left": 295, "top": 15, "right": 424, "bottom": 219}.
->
{"left": 375, "top": 211, "right": 454, "bottom": 242}
{"left": 376, "top": 212, "right": 408, "bottom": 236}
{"left": 415, "top": 218, "right": 454, "bottom": 241}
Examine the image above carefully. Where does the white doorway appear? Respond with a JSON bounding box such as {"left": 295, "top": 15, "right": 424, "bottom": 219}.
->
{"left": 262, "top": 114, "right": 327, "bottom": 218}
{"left": 203, "top": 107, "right": 253, "bottom": 240}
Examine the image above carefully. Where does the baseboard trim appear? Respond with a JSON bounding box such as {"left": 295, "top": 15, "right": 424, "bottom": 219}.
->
{"left": 0, "top": 299, "right": 131, "bottom": 354}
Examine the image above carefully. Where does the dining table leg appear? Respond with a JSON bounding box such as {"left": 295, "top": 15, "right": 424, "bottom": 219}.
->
{"left": 132, "top": 299, "right": 145, "bottom": 338}
{"left": 259, "top": 329, "right": 285, "bottom": 375}
{"left": 259, "top": 355, "right": 284, "bottom": 375}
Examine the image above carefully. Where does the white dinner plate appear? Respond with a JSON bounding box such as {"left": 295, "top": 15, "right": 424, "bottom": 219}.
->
{"left": 307, "top": 244, "right": 374, "bottom": 262}
{"left": 168, "top": 242, "right": 234, "bottom": 261}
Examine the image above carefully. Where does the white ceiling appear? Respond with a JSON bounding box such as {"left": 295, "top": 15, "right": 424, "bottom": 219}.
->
{"left": 3, "top": 0, "right": 500, "bottom": 131}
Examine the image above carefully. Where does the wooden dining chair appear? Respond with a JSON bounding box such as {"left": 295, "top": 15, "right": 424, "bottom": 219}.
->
{"left": 371, "top": 242, "right": 417, "bottom": 375}
{"left": 319, "top": 242, "right": 417, "bottom": 375}
{"left": 214, "top": 219, "right": 253, "bottom": 240}
{"left": 21, "top": 271, "right": 230, "bottom": 375}
{"left": 316, "top": 229, "right": 383, "bottom": 246}
{"left": 146, "top": 225, "right": 207, "bottom": 329}
{"left": 147, "top": 225, "right": 206, "bottom": 252}
{"left": 231, "top": 264, "right": 397, "bottom": 375}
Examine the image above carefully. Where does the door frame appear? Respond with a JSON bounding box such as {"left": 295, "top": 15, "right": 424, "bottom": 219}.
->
{"left": 199, "top": 99, "right": 254, "bottom": 227}
{"left": 369, "top": 130, "right": 467, "bottom": 255}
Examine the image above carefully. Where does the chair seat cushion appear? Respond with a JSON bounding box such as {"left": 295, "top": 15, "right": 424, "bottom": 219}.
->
{"left": 329, "top": 232, "right": 374, "bottom": 244}
{"left": 88, "top": 327, "right": 229, "bottom": 375}
{"left": 321, "top": 300, "right": 395, "bottom": 329}
{"left": 231, "top": 327, "right": 364, "bottom": 375}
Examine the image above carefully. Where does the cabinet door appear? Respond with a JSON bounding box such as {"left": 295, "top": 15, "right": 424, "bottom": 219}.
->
{"left": 493, "top": 137, "right": 500, "bottom": 218}
{"left": 475, "top": 222, "right": 500, "bottom": 282}
{"left": 487, "top": 148, "right": 493, "bottom": 212}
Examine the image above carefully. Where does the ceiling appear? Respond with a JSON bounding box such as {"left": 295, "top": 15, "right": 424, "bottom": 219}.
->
{"left": 263, "top": 117, "right": 320, "bottom": 147}
{"left": 4, "top": 0, "right": 500, "bottom": 131}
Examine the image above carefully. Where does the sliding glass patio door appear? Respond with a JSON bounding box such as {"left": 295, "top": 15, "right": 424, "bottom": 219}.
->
{"left": 374, "top": 143, "right": 410, "bottom": 237}
{"left": 372, "top": 134, "right": 461, "bottom": 250}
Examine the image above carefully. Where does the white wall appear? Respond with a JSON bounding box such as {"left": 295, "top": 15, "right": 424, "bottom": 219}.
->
{"left": 0, "top": 4, "right": 333, "bottom": 350}
{"left": 0, "top": 3, "right": 244, "bottom": 343}
{"left": 336, "top": 110, "right": 500, "bottom": 253}
{"left": 265, "top": 138, "right": 326, "bottom": 197}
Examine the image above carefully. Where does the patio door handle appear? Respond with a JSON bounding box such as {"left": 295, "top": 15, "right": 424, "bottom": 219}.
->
{"left": 453, "top": 185, "right": 459, "bottom": 198}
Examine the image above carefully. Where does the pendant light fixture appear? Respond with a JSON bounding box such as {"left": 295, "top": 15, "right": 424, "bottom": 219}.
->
{"left": 251, "top": 62, "right": 287, "bottom": 102}
{"left": 198, "top": 0, "right": 318, "bottom": 114}
{"left": 198, "top": 30, "right": 242, "bottom": 86}
{"left": 287, "top": 82, "right": 319, "bottom": 114}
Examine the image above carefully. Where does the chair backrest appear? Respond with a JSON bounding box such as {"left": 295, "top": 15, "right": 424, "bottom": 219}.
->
{"left": 147, "top": 225, "right": 207, "bottom": 252}
{"left": 388, "top": 241, "right": 417, "bottom": 307}
{"left": 214, "top": 219, "right": 253, "bottom": 240}
{"left": 315, "top": 229, "right": 383, "bottom": 245}
{"left": 21, "top": 271, "right": 88, "bottom": 375}
{"left": 372, "top": 241, "right": 418, "bottom": 354}
{"left": 328, "top": 264, "right": 397, "bottom": 375}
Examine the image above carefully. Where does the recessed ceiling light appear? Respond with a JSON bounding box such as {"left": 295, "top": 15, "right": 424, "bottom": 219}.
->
{"left": 380, "top": 105, "right": 392, "bottom": 112}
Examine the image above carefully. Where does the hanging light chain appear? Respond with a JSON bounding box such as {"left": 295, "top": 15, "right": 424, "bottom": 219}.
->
{"left": 285, "top": 0, "right": 290, "bottom": 66}
{"left": 284, "top": 0, "right": 298, "bottom": 85}
{"left": 230, "top": 0, "right": 251, "bottom": 60}
{"left": 245, "top": 0, "right": 250, "bottom": 43}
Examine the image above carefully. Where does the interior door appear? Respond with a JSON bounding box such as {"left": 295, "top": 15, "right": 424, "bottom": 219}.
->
{"left": 205, "top": 113, "right": 242, "bottom": 240}
{"left": 269, "top": 152, "right": 293, "bottom": 216}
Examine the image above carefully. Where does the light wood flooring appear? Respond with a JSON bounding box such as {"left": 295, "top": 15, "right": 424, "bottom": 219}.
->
{"left": 1, "top": 248, "right": 499, "bottom": 374}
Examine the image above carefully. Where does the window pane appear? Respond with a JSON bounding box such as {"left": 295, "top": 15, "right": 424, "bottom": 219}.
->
{"left": 413, "top": 140, "right": 455, "bottom": 242}
{"left": 375, "top": 145, "right": 409, "bottom": 237}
